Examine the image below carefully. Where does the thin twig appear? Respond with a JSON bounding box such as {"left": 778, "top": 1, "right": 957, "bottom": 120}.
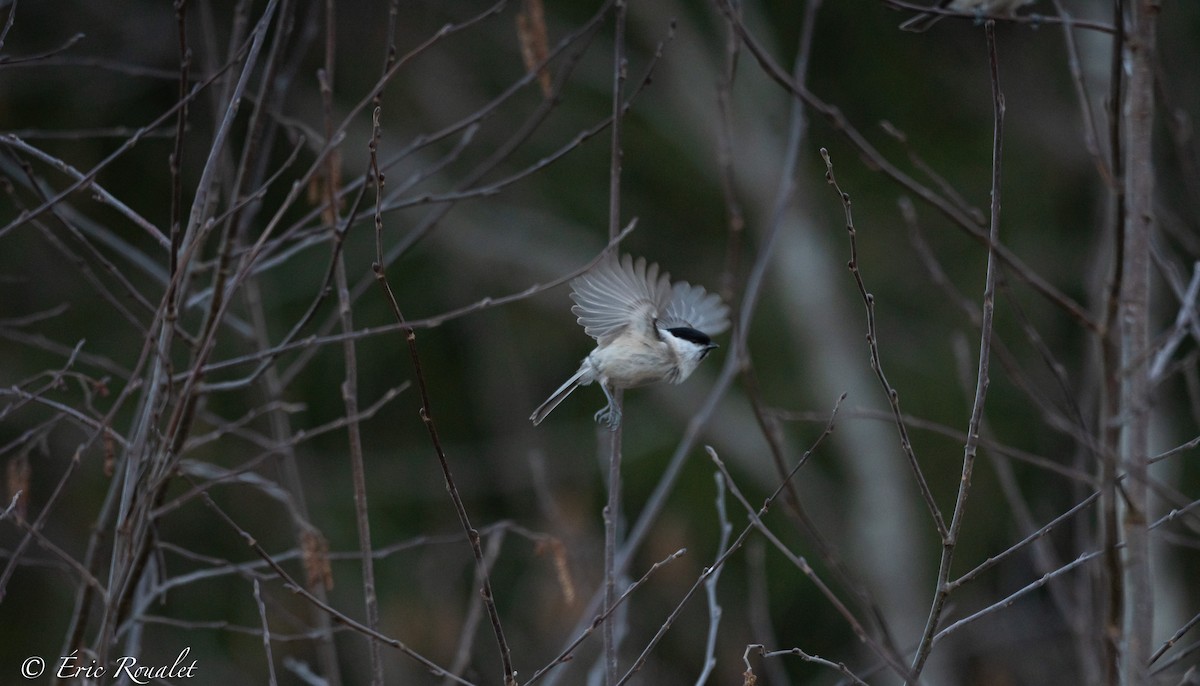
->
{"left": 252, "top": 579, "right": 279, "bottom": 686}
{"left": 443, "top": 530, "right": 508, "bottom": 686}
{"left": 933, "top": 549, "right": 1101, "bottom": 645}
{"left": 336, "top": 35, "right": 383, "bottom": 686}
{"left": 882, "top": 0, "right": 1116, "bottom": 33}
{"left": 0, "top": 492, "right": 20, "bottom": 520}
{"left": 522, "top": 548, "right": 688, "bottom": 685}
{"left": 695, "top": 471, "right": 732, "bottom": 685}
{"left": 948, "top": 491, "right": 1101, "bottom": 591}
{"left": 774, "top": 404, "right": 1094, "bottom": 484}
{"left": 820, "top": 147, "right": 947, "bottom": 540}
{"left": 615, "top": 400, "right": 845, "bottom": 685}
{"left": 1148, "top": 609, "right": 1200, "bottom": 666}
{"left": 1150, "top": 433, "right": 1200, "bottom": 465}
{"left": 197, "top": 222, "right": 637, "bottom": 390}
{"left": 1, "top": 136, "right": 168, "bottom": 249}
{"left": 0, "top": 30, "right": 86, "bottom": 65}
{"left": 716, "top": 0, "right": 1098, "bottom": 332}
{"left": 0, "top": 0, "right": 16, "bottom": 52}
{"left": 708, "top": 420, "right": 916, "bottom": 682}
{"left": 1148, "top": 637, "right": 1200, "bottom": 676}
{"left": 713, "top": 0, "right": 745, "bottom": 305}
{"left": 743, "top": 643, "right": 869, "bottom": 686}
{"left": 0, "top": 440, "right": 95, "bottom": 600}
{"left": 372, "top": 182, "right": 516, "bottom": 686}
{"left": 1149, "top": 263, "right": 1200, "bottom": 381}
{"left": 4, "top": 504, "right": 109, "bottom": 600}
{"left": 196, "top": 488, "right": 476, "bottom": 685}
{"left": 908, "top": 22, "right": 1005, "bottom": 682}
{"left": 1052, "top": 0, "right": 1112, "bottom": 183}
{"left": 743, "top": 540, "right": 789, "bottom": 686}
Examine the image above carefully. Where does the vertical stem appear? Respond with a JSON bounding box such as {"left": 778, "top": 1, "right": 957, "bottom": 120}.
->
{"left": 607, "top": 0, "right": 627, "bottom": 248}
{"left": 1099, "top": 2, "right": 1126, "bottom": 683}
{"left": 1120, "top": 1, "right": 1156, "bottom": 683}
{"left": 603, "top": 416, "right": 624, "bottom": 685}
{"left": 604, "top": 3, "right": 628, "bottom": 684}
{"left": 335, "top": 253, "right": 383, "bottom": 683}
{"left": 320, "top": 2, "right": 382, "bottom": 681}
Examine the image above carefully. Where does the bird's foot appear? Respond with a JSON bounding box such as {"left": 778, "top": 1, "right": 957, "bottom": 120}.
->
{"left": 594, "top": 404, "right": 621, "bottom": 430}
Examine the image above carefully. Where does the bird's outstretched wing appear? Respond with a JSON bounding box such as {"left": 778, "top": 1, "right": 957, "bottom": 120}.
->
{"left": 570, "top": 254, "right": 672, "bottom": 345}
{"left": 660, "top": 281, "right": 730, "bottom": 336}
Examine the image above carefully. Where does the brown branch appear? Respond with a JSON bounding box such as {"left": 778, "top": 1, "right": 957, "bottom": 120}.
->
{"left": 327, "top": 11, "right": 383, "bottom": 684}
{"left": 371, "top": 114, "right": 516, "bottom": 684}
{"left": 1148, "top": 609, "right": 1200, "bottom": 667}
{"left": 1052, "top": 0, "right": 1113, "bottom": 184}
{"left": 744, "top": 643, "right": 869, "bottom": 686}
{"left": 0, "top": 446, "right": 108, "bottom": 603}
{"left": 923, "top": 492, "right": 1200, "bottom": 648}
{"left": 882, "top": 0, "right": 1116, "bottom": 33}
{"left": 603, "top": 2, "right": 628, "bottom": 683}
{"left": 948, "top": 491, "right": 1101, "bottom": 592}
{"left": 1099, "top": 0, "right": 1128, "bottom": 675}
{"left": 522, "top": 548, "right": 687, "bottom": 685}
{"left": 1119, "top": 0, "right": 1157, "bottom": 682}
{"left": 194, "top": 221, "right": 636, "bottom": 386}
{"left": 616, "top": 397, "right": 846, "bottom": 684}
{"left": 716, "top": 0, "right": 1098, "bottom": 333}
{"left": 707, "top": 423, "right": 916, "bottom": 683}
{"left": 252, "top": 579, "right": 279, "bottom": 686}
{"left": 195, "top": 488, "right": 476, "bottom": 685}
{"left": 908, "top": 22, "right": 1005, "bottom": 682}
{"left": 821, "top": 147, "right": 948, "bottom": 540}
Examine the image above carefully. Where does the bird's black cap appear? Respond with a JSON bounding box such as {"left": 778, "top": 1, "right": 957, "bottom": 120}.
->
{"left": 666, "top": 326, "right": 716, "bottom": 348}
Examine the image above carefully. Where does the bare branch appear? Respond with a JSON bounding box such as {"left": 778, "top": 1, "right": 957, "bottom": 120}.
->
{"left": 743, "top": 643, "right": 869, "bottom": 686}
{"left": 821, "top": 147, "right": 947, "bottom": 540}
{"left": 909, "top": 22, "right": 1006, "bottom": 683}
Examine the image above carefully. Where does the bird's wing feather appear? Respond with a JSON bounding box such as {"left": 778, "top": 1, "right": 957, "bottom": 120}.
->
{"left": 570, "top": 254, "right": 671, "bottom": 345}
{"left": 660, "top": 281, "right": 730, "bottom": 335}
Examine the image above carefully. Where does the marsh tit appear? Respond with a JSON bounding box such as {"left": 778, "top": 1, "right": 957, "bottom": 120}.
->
{"left": 899, "top": 0, "right": 1035, "bottom": 32}
{"left": 530, "top": 254, "right": 730, "bottom": 429}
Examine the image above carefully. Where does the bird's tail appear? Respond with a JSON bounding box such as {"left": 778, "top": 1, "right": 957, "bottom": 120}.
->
{"left": 899, "top": 0, "right": 952, "bottom": 32}
{"left": 899, "top": 12, "right": 943, "bottom": 32}
{"left": 530, "top": 367, "right": 589, "bottom": 426}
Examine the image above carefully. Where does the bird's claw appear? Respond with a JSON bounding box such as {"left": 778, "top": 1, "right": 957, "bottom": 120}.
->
{"left": 594, "top": 404, "right": 621, "bottom": 430}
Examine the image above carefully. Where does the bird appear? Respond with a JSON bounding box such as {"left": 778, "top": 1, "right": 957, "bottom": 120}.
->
{"left": 899, "top": 0, "right": 1035, "bottom": 32}
{"left": 530, "top": 253, "right": 730, "bottom": 429}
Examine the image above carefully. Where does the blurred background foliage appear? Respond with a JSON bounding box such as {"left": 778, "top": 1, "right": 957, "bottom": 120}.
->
{"left": 1, "top": 0, "right": 1198, "bottom": 684}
